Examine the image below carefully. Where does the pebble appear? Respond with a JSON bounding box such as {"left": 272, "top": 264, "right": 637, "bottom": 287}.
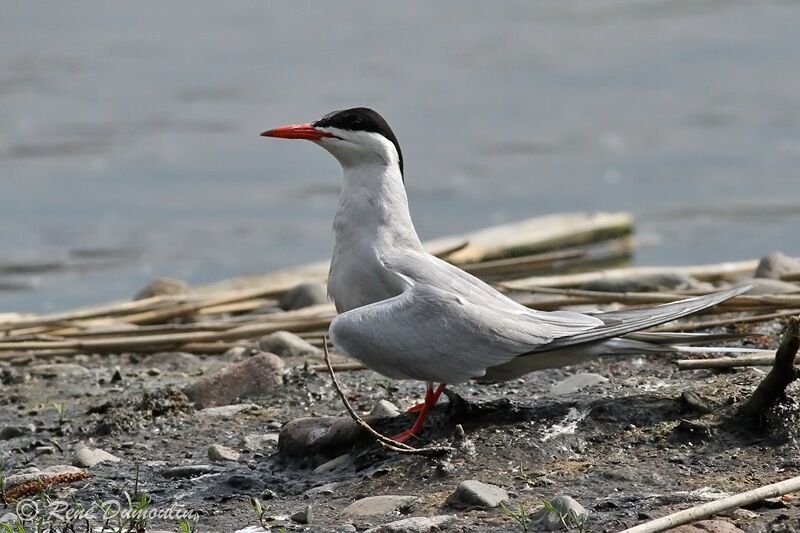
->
{"left": 342, "top": 495, "right": 418, "bottom": 517}
{"left": 369, "top": 399, "right": 401, "bottom": 418}
{"left": 447, "top": 479, "right": 509, "bottom": 509}
{"left": 0, "top": 424, "right": 35, "bottom": 440}
{"left": 671, "top": 520, "right": 745, "bottom": 533}
{"left": 134, "top": 277, "right": 190, "bottom": 300}
{"left": 754, "top": 252, "right": 800, "bottom": 279}
{"left": 280, "top": 282, "right": 328, "bottom": 310}
{"left": 73, "top": 447, "right": 121, "bottom": 468}
{"left": 196, "top": 404, "right": 260, "bottom": 418}
{"left": 305, "top": 481, "right": 340, "bottom": 496}
{"left": 184, "top": 353, "right": 284, "bottom": 408}
{"left": 208, "top": 444, "right": 240, "bottom": 462}
{"left": 734, "top": 278, "right": 800, "bottom": 295}
{"left": 279, "top": 416, "right": 363, "bottom": 458}
{"left": 313, "top": 453, "right": 352, "bottom": 474}
{"left": 258, "top": 331, "right": 322, "bottom": 358}
{"left": 29, "top": 363, "right": 90, "bottom": 379}
{"left": 549, "top": 373, "right": 608, "bottom": 396}
{"left": 530, "top": 495, "right": 588, "bottom": 531}
{"left": 364, "top": 515, "right": 453, "bottom": 533}
{"left": 290, "top": 504, "right": 313, "bottom": 524}
{"left": 162, "top": 464, "right": 218, "bottom": 479}
{"left": 241, "top": 433, "right": 279, "bottom": 452}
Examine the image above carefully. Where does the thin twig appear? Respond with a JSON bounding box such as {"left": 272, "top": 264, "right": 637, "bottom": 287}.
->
{"left": 677, "top": 355, "right": 777, "bottom": 370}
{"left": 619, "top": 473, "right": 800, "bottom": 533}
{"left": 322, "top": 336, "right": 454, "bottom": 455}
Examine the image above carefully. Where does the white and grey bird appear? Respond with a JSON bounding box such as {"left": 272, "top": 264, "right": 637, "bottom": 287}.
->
{"left": 261, "top": 107, "right": 747, "bottom": 442}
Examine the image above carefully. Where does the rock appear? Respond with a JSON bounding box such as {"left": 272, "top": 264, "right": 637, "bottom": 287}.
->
{"left": 365, "top": 515, "right": 453, "bottom": 533}
{"left": 581, "top": 272, "right": 706, "bottom": 293}
{"left": 196, "top": 403, "right": 260, "bottom": 418}
{"left": 291, "top": 505, "right": 312, "bottom": 524}
{"left": 162, "top": 465, "right": 218, "bottom": 479}
{"left": 145, "top": 352, "right": 201, "bottom": 369}
{"left": 257, "top": 331, "right": 322, "bottom": 358}
{"left": 342, "top": 495, "right": 418, "bottom": 517}
{"left": 369, "top": 400, "right": 401, "bottom": 419}
{"left": 530, "top": 495, "right": 588, "bottom": 531}
{"left": 279, "top": 416, "right": 364, "bottom": 458}
{"left": 549, "top": 373, "right": 608, "bottom": 396}
{"left": 241, "top": 433, "right": 279, "bottom": 452}
{"left": 0, "top": 424, "right": 35, "bottom": 440}
{"left": 671, "top": 520, "right": 745, "bottom": 533}
{"left": 731, "top": 509, "right": 758, "bottom": 521}
{"left": 134, "top": 277, "right": 190, "bottom": 300}
{"left": 313, "top": 453, "right": 352, "bottom": 474}
{"left": 208, "top": 444, "right": 240, "bottom": 462}
{"left": 184, "top": 353, "right": 283, "bottom": 408}
{"left": 280, "top": 282, "right": 328, "bottom": 310}
{"left": 5, "top": 465, "right": 91, "bottom": 495}
{"left": 755, "top": 252, "right": 800, "bottom": 279}
{"left": 734, "top": 278, "right": 800, "bottom": 295}
{"left": 447, "top": 480, "right": 509, "bottom": 509}
{"left": 305, "top": 482, "right": 340, "bottom": 496}
{"left": 29, "top": 363, "right": 90, "bottom": 379}
{"left": 73, "top": 447, "right": 121, "bottom": 468}
{"left": 338, "top": 526, "right": 357, "bottom": 533}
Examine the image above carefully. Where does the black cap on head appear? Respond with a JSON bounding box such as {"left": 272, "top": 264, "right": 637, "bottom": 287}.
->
{"left": 314, "top": 107, "right": 404, "bottom": 176}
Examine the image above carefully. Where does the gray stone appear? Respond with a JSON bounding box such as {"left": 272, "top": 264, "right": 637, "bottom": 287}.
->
{"left": 290, "top": 505, "right": 312, "bottom": 524}
{"left": 581, "top": 272, "right": 705, "bottom": 292}
{"left": 531, "top": 495, "right": 588, "bottom": 531}
{"left": 258, "top": 331, "right": 322, "bottom": 358}
{"left": 73, "top": 447, "right": 121, "bottom": 468}
{"left": 134, "top": 277, "right": 190, "bottom": 300}
{"left": 305, "top": 481, "right": 340, "bottom": 496}
{"left": 755, "top": 252, "right": 800, "bottom": 279}
{"left": 145, "top": 352, "right": 201, "bottom": 369}
{"left": 29, "top": 363, "right": 90, "bottom": 379}
{"left": 241, "top": 433, "right": 279, "bottom": 452}
{"left": 196, "top": 403, "right": 260, "bottom": 418}
{"left": 342, "top": 495, "right": 418, "bottom": 517}
{"left": 313, "top": 453, "right": 352, "bottom": 474}
{"left": 279, "top": 416, "right": 364, "bottom": 458}
{"left": 448, "top": 479, "right": 509, "bottom": 509}
{"left": 338, "top": 526, "right": 357, "bottom": 533}
{"left": 369, "top": 400, "right": 401, "bottom": 419}
{"left": 162, "top": 464, "right": 218, "bottom": 479}
{"left": 365, "top": 515, "right": 453, "bottom": 533}
{"left": 549, "top": 373, "right": 609, "bottom": 396}
{"left": 734, "top": 278, "right": 800, "bottom": 295}
{"left": 0, "top": 424, "right": 35, "bottom": 440}
{"left": 184, "top": 353, "right": 283, "bottom": 408}
{"left": 208, "top": 444, "right": 240, "bottom": 462}
{"left": 280, "top": 282, "right": 328, "bottom": 310}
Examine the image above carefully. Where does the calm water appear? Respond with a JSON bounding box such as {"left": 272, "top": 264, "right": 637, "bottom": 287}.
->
{"left": 2, "top": 1, "right": 799, "bottom": 312}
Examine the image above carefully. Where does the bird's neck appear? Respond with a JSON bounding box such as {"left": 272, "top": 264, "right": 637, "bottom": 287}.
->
{"left": 333, "top": 161, "right": 423, "bottom": 254}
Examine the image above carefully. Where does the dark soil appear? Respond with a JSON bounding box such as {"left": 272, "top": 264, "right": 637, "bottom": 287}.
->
{"left": 1, "top": 318, "right": 799, "bottom": 532}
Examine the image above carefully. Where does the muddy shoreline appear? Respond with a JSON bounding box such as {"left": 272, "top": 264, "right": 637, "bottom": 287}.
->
{"left": 1, "top": 315, "right": 798, "bottom": 532}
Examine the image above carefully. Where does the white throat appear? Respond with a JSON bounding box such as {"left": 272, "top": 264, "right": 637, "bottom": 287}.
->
{"left": 328, "top": 158, "right": 422, "bottom": 312}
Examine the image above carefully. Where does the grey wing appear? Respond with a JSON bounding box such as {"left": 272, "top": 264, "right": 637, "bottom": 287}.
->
{"left": 383, "top": 251, "right": 604, "bottom": 332}
{"left": 526, "top": 285, "right": 749, "bottom": 353}
{"left": 329, "top": 283, "right": 559, "bottom": 384}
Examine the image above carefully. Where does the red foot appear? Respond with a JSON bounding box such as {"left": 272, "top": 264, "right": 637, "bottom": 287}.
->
{"left": 391, "top": 383, "right": 447, "bottom": 443}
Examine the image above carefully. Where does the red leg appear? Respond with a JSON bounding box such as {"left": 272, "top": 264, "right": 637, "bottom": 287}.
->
{"left": 392, "top": 383, "right": 447, "bottom": 443}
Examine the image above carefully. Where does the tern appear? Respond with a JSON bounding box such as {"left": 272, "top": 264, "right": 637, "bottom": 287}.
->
{"left": 261, "top": 107, "right": 747, "bottom": 443}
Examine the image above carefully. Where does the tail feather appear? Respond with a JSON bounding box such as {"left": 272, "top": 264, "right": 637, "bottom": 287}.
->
{"left": 527, "top": 285, "right": 750, "bottom": 354}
